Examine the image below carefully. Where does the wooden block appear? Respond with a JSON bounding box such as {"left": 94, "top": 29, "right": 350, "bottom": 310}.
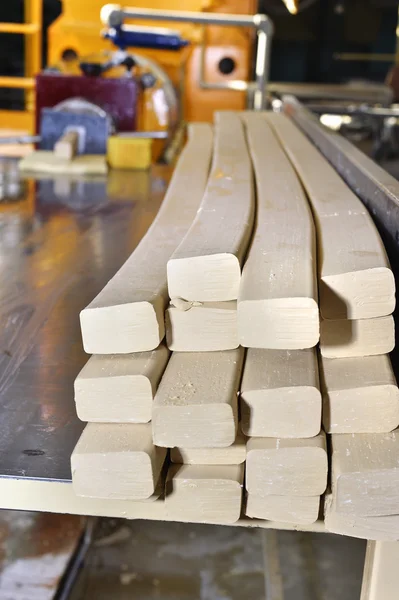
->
{"left": 170, "top": 433, "right": 246, "bottom": 465}
{"left": 246, "top": 492, "right": 320, "bottom": 525}
{"left": 71, "top": 423, "right": 167, "bottom": 500}
{"left": 19, "top": 151, "right": 107, "bottom": 175}
{"left": 324, "top": 494, "right": 399, "bottom": 542}
{"left": 165, "top": 463, "right": 244, "bottom": 524}
{"left": 246, "top": 433, "right": 328, "bottom": 497}
{"left": 74, "top": 344, "right": 170, "bottom": 423}
{"left": 266, "top": 112, "right": 395, "bottom": 321}
{"left": 167, "top": 112, "right": 254, "bottom": 302}
{"left": 321, "top": 354, "right": 399, "bottom": 433}
{"left": 54, "top": 130, "right": 79, "bottom": 161}
{"left": 107, "top": 136, "right": 152, "bottom": 170}
{"left": 165, "top": 300, "right": 238, "bottom": 352}
{"left": 331, "top": 430, "right": 399, "bottom": 517}
{"left": 238, "top": 112, "right": 319, "bottom": 349}
{"left": 320, "top": 316, "right": 394, "bottom": 358}
{"left": 241, "top": 348, "right": 321, "bottom": 438}
{"left": 152, "top": 348, "right": 244, "bottom": 448}
{"left": 79, "top": 123, "right": 213, "bottom": 354}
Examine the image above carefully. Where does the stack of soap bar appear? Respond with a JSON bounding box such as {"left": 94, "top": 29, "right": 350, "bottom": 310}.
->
{"left": 71, "top": 127, "right": 213, "bottom": 510}
{"left": 237, "top": 112, "right": 319, "bottom": 350}
{"left": 166, "top": 432, "right": 245, "bottom": 524}
{"left": 320, "top": 317, "right": 394, "bottom": 359}
{"left": 152, "top": 348, "right": 244, "bottom": 448}
{"left": 74, "top": 345, "right": 170, "bottom": 423}
{"left": 267, "top": 112, "right": 395, "bottom": 359}
{"left": 71, "top": 423, "right": 167, "bottom": 501}
{"left": 166, "top": 425, "right": 245, "bottom": 523}
{"left": 165, "top": 464, "right": 244, "bottom": 524}
{"left": 245, "top": 433, "right": 327, "bottom": 525}
{"left": 320, "top": 354, "right": 399, "bottom": 434}
{"left": 80, "top": 123, "right": 213, "bottom": 354}
{"left": 240, "top": 348, "right": 321, "bottom": 438}
{"left": 166, "top": 111, "right": 254, "bottom": 352}
{"left": 246, "top": 493, "right": 320, "bottom": 526}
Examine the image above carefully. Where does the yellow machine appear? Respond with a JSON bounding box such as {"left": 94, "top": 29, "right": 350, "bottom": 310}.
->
{"left": 48, "top": 0, "right": 256, "bottom": 123}
{"left": 0, "top": 0, "right": 261, "bottom": 169}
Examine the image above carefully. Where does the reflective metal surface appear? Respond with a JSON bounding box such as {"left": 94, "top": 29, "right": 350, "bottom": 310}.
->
{"left": 0, "top": 161, "right": 169, "bottom": 481}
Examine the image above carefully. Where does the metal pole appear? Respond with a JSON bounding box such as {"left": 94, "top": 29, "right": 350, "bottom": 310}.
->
{"left": 102, "top": 6, "right": 267, "bottom": 28}
{"left": 254, "top": 29, "right": 269, "bottom": 110}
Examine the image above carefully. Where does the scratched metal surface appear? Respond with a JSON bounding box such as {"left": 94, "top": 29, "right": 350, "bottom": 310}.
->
{"left": 0, "top": 161, "right": 168, "bottom": 481}
{"left": 0, "top": 510, "right": 85, "bottom": 598}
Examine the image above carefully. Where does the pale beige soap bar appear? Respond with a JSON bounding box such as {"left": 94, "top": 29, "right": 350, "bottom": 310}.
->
{"left": 246, "top": 492, "right": 320, "bottom": 525}
{"left": 71, "top": 423, "right": 167, "bottom": 501}
{"left": 316, "top": 213, "right": 395, "bottom": 321}
{"left": 266, "top": 112, "right": 395, "bottom": 321}
{"left": 324, "top": 494, "right": 399, "bottom": 542}
{"left": 238, "top": 112, "right": 319, "bottom": 349}
{"left": 153, "top": 348, "right": 244, "bottom": 448}
{"left": 241, "top": 348, "right": 321, "bottom": 438}
{"left": 170, "top": 433, "right": 246, "bottom": 465}
{"left": 79, "top": 123, "right": 213, "bottom": 354}
{"left": 74, "top": 344, "right": 170, "bottom": 423}
{"left": 331, "top": 430, "right": 399, "bottom": 517}
{"left": 320, "top": 316, "right": 394, "bottom": 359}
{"left": 321, "top": 354, "right": 399, "bottom": 433}
{"left": 167, "top": 112, "right": 254, "bottom": 302}
{"left": 165, "top": 463, "right": 244, "bottom": 524}
{"left": 166, "top": 300, "right": 238, "bottom": 352}
{"left": 246, "top": 433, "right": 328, "bottom": 497}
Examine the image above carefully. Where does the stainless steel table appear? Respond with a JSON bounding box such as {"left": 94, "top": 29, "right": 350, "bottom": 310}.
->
{"left": 0, "top": 165, "right": 167, "bottom": 483}
{"left": 2, "top": 107, "right": 399, "bottom": 598}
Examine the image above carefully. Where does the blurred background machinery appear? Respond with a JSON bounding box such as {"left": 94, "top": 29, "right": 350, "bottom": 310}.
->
{"left": 1, "top": 0, "right": 399, "bottom": 165}
{"left": 48, "top": 0, "right": 257, "bottom": 123}
{"left": 0, "top": 0, "right": 274, "bottom": 167}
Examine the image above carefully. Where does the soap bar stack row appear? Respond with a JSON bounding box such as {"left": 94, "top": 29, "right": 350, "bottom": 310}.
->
{"left": 241, "top": 349, "right": 326, "bottom": 525}
{"left": 166, "top": 111, "right": 254, "bottom": 351}
{"left": 235, "top": 113, "right": 326, "bottom": 524}
{"left": 154, "top": 349, "right": 246, "bottom": 524}
{"left": 268, "top": 114, "right": 399, "bottom": 540}
{"left": 267, "top": 113, "right": 399, "bottom": 435}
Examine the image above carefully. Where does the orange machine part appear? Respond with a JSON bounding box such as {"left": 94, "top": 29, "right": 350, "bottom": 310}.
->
{"left": 48, "top": 0, "right": 256, "bottom": 123}
{"left": 184, "top": 42, "right": 251, "bottom": 122}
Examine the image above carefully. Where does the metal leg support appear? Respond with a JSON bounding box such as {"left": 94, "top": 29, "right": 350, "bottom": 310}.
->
{"left": 360, "top": 541, "right": 399, "bottom": 600}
